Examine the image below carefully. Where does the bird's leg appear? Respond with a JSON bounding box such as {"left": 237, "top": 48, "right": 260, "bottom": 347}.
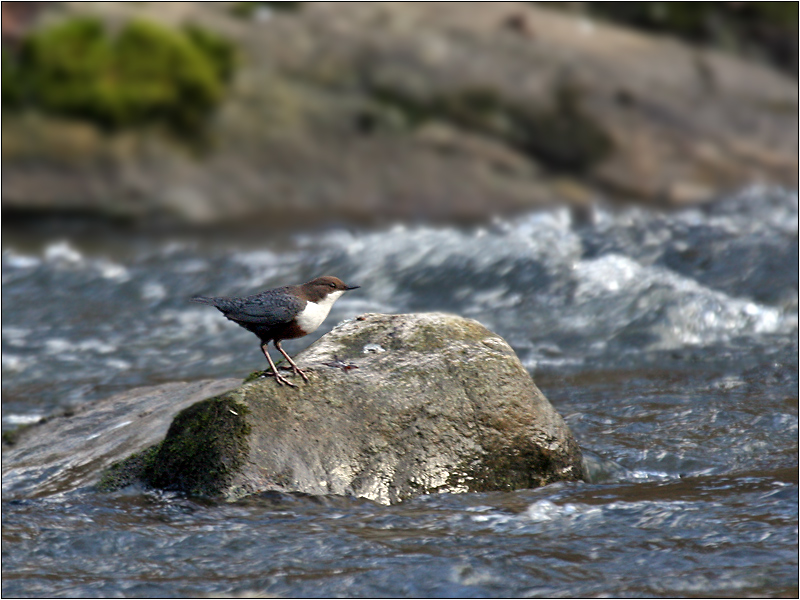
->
{"left": 261, "top": 343, "right": 297, "bottom": 388}
{"left": 275, "top": 340, "right": 310, "bottom": 383}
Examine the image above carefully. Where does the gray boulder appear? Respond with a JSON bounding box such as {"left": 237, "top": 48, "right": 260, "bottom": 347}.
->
{"left": 117, "top": 313, "right": 584, "bottom": 503}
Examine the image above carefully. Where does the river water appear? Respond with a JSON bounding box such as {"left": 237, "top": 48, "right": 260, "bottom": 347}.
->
{"left": 2, "top": 186, "right": 797, "bottom": 597}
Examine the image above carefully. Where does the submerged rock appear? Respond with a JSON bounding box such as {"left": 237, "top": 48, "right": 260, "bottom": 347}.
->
{"left": 109, "top": 313, "right": 585, "bottom": 503}
{"left": 1, "top": 378, "right": 241, "bottom": 498}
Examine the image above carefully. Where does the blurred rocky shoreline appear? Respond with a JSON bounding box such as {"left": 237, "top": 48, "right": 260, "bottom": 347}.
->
{"left": 2, "top": 2, "right": 797, "bottom": 228}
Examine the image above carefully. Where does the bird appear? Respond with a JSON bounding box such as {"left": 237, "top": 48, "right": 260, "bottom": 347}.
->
{"left": 192, "top": 276, "right": 359, "bottom": 387}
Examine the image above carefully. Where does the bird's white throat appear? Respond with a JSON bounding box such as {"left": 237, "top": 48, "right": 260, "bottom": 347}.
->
{"left": 295, "top": 290, "right": 345, "bottom": 334}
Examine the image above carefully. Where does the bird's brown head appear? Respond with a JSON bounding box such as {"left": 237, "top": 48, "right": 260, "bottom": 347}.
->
{"left": 301, "top": 276, "right": 359, "bottom": 302}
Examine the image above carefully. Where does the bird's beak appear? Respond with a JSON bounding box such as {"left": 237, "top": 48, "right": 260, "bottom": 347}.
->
{"left": 345, "top": 285, "right": 360, "bottom": 290}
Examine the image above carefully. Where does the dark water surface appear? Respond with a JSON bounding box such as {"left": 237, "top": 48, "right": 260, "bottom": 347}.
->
{"left": 2, "top": 186, "right": 798, "bottom": 597}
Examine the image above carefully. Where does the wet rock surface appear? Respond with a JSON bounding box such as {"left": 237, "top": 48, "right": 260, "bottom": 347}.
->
{"left": 108, "top": 313, "right": 585, "bottom": 503}
{"left": 1, "top": 378, "right": 241, "bottom": 498}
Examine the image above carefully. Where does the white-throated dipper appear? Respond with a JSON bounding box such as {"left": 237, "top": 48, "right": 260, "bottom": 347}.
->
{"left": 192, "top": 276, "right": 359, "bottom": 387}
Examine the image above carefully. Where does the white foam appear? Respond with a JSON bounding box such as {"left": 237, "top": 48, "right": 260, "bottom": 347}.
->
{"left": 44, "top": 241, "right": 82, "bottom": 263}
{"left": 3, "top": 414, "right": 44, "bottom": 425}
{"left": 2, "top": 250, "right": 40, "bottom": 269}
{"left": 526, "top": 499, "right": 603, "bottom": 523}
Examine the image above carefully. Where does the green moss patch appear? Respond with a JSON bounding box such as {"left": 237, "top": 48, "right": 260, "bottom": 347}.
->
{"left": 142, "top": 394, "right": 251, "bottom": 497}
{"left": 3, "top": 17, "right": 238, "bottom": 133}
{"left": 2, "top": 421, "right": 39, "bottom": 448}
{"left": 243, "top": 370, "right": 267, "bottom": 384}
{"left": 96, "top": 443, "right": 162, "bottom": 492}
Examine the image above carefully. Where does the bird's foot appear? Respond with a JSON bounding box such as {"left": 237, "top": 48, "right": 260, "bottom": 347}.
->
{"left": 260, "top": 369, "right": 299, "bottom": 388}
{"left": 278, "top": 363, "right": 310, "bottom": 383}
{"left": 275, "top": 372, "right": 299, "bottom": 388}
{"left": 292, "top": 365, "right": 310, "bottom": 383}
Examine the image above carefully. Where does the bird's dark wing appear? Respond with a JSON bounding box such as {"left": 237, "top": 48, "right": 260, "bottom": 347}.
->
{"left": 210, "top": 288, "right": 303, "bottom": 328}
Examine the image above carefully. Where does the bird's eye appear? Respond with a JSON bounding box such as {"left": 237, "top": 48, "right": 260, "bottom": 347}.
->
{"left": 329, "top": 282, "right": 336, "bottom": 288}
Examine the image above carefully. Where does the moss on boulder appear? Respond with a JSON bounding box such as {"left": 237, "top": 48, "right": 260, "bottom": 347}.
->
{"left": 96, "top": 443, "right": 162, "bottom": 492}
{"left": 5, "top": 16, "right": 237, "bottom": 132}
{"left": 143, "top": 395, "right": 251, "bottom": 496}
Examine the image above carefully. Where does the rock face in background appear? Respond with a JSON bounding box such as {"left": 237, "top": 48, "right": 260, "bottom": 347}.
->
{"left": 2, "top": 2, "right": 797, "bottom": 226}
{"left": 104, "top": 313, "right": 585, "bottom": 503}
